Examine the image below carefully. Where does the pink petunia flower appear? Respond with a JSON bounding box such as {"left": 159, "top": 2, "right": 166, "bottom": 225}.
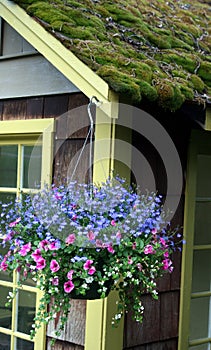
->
{"left": 96, "top": 239, "right": 103, "bottom": 247}
{"left": 50, "top": 259, "right": 60, "bottom": 273}
{"left": 83, "top": 260, "right": 96, "bottom": 275}
{"left": 52, "top": 277, "right": 59, "bottom": 286}
{"left": 65, "top": 234, "right": 76, "bottom": 245}
{"left": 49, "top": 241, "right": 60, "bottom": 250}
{"left": 0, "top": 260, "right": 8, "bottom": 271}
{"left": 128, "top": 256, "right": 133, "bottom": 264}
{"left": 83, "top": 260, "right": 93, "bottom": 271}
{"left": 160, "top": 237, "right": 167, "bottom": 248}
{"left": 162, "top": 258, "right": 173, "bottom": 271}
{"left": 31, "top": 249, "right": 41, "bottom": 262}
{"left": 111, "top": 220, "right": 116, "bottom": 226}
{"left": 36, "top": 257, "right": 46, "bottom": 270}
{"left": 19, "top": 242, "right": 31, "bottom": 256}
{"left": 87, "top": 231, "right": 95, "bottom": 241}
{"left": 88, "top": 266, "right": 96, "bottom": 275}
{"left": 9, "top": 217, "right": 21, "bottom": 227}
{"left": 144, "top": 244, "right": 154, "bottom": 255}
{"left": 67, "top": 270, "right": 74, "bottom": 280}
{"left": 151, "top": 228, "right": 157, "bottom": 235}
{"left": 64, "top": 280, "right": 75, "bottom": 293}
{"left": 39, "top": 240, "right": 49, "bottom": 251}
{"left": 164, "top": 251, "right": 169, "bottom": 258}
{"left": 132, "top": 242, "right": 137, "bottom": 250}
{"left": 116, "top": 231, "right": 122, "bottom": 239}
{"left": 107, "top": 244, "right": 115, "bottom": 254}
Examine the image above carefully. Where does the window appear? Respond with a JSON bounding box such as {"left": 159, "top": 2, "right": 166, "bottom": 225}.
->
{"left": 0, "top": 119, "right": 54, "bottom": 350}
{"left": 179, "top": 131, "right": 211, "bottom": 350}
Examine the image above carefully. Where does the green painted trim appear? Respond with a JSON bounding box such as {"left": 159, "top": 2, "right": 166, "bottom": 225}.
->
{"left": 0, "top": 118, "right": 54, "bottom": 350}
{"left": 86, "top": 95, "right": 124, "bottom": 350}
{"left": 178, "top": 129, "right": 211, "bottom": 349}
{"left": 0, "top": 119, "right": 54, "bottom": 134}
{"left": 178, "top": 133, "right": 197, "bottom": 350}
{"left": 0, "top": 0, "right": 110, "bottom": 103}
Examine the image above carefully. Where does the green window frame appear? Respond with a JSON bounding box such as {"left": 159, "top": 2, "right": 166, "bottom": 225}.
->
{"left": 0, "top": 119, "right": 54, "bottom": 350}
{"left": 179, "top": 130, "right": 211, "bottom": 349}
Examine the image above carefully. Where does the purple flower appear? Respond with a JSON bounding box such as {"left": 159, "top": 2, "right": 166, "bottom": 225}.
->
{"left": 83, "top": 259, "right": 96, "bottom": 275}
{"left": 65, "top": 234, "right": 76, "bottom": 245}
{"left": 144, "top": 244, "right": 154, "bottom": 255}
{"left": 64, "top": 280, "right": 75, "bottom": 293}
{"left": 9, "top": 217, "right": 21, "bottom": 227}
{"left": 39, "top": 240, "right": 49, "bottom": 251}
{"left": 19, "top": 242, "right": 31, "bottom": 256}
{"left": 52, "top": 277, "right": 59, "bottom": 285}
{"left": 67, "top": 269, "right": 74, "bottom": 280}
{"left": 50, "top": 259, "right": 60, "bottom": 273}
{"left": 31, "top": 249, "right": 41, "bottom": 262}
{"left": 83, "top": 259, "right": 93, "bottom": 271}
{"left": 36, "top": 257, "right": 46, "bottom": 270}
{"left": 49, "top": 241, "right": 60, "bottom": 250}
{"left": 0, "top": 260, "right": 8, "bottom": 271}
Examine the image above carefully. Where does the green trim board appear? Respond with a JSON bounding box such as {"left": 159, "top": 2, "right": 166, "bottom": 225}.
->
{"left": 179, "top": 130, "right": 211, "bottom": 349}
{"left": 0, "top": 119, "right": 55, "bottom": 350}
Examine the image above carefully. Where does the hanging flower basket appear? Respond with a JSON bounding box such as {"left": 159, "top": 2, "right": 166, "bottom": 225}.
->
{"left": 0, "top": 177, "right": 181, "bottom": 340}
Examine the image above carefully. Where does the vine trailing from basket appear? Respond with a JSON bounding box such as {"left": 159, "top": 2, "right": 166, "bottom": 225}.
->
{"left": 0, "top": 177, "right": 182, "bottom": 340}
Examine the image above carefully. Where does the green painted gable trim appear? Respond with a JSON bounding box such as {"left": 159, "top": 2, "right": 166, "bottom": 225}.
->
{"left": 10, "top": 0, "right": 211, "bottom": 110}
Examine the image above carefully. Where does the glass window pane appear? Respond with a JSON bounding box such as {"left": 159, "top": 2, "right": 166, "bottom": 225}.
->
{"left": 16, "top": 338, "right": 34, "bottom": 350}
{"left": 0, "top": 332, "right": 10, "bottom": 349}
{"left": 17, "top": 290, "right": 36, "bottom": 334}
{"left": 0, "top": 286, "right": 12, "bottom": 329}
{"left": 196, "top": 155, "right": 211, "bottom": 197}
{"left": 189, "top": 297, "right": 210, "bottom": 340}
{"left": 194, "top": 202, "right": 211, "bottom": 245}
{"left": 0, "top": 145, "right": 18, "bottom": 188}
{"left": 22, "top": 145, "right": 42, "bottom": 189}
{"left": 192, "top": 250, "right": 211, "bottom": 293}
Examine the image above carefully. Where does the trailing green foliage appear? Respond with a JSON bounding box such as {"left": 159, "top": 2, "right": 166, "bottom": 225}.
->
{"left": 12, "top": 0, "right": 211, "bottom": 110}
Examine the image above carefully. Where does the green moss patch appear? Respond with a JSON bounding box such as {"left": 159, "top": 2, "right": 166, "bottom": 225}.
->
{"left": 12, "top": 0, "right": 211, "bottom": 110}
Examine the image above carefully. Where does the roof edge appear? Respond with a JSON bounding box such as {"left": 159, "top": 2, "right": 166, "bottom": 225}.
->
{"left": 0, "top": 0, "right": 110, "bottom": 102}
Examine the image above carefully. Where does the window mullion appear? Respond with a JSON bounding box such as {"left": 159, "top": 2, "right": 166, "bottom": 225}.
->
{"left": 17, "top": 143, "right": 23, "bottom": 197}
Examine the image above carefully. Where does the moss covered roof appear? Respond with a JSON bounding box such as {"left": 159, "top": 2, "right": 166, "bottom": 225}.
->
{"left": 12, "top": 0, "right": 211, "bottom": 110}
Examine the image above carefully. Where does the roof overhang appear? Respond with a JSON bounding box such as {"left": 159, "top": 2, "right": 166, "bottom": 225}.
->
{"left": 0, "top": 0, "right": 111, "bottom": 103}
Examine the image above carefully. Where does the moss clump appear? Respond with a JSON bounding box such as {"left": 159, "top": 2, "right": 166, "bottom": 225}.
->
{"left": 97, "top": 66, "right": 141, "bottom": 102}
{"left": 198, "top": 61, "right": 211, "bottom": 85}
{"left": 180, "top": 85, "right": 194, "bottom": 100}
{"left": 27, "top": 2, "right": 71, "bottom": 23}
{"left": 139, "top": 81, "right": 158, "bottom": 102}
{"left": 155, "top": 82, "right": 185, "bottom": 111}
{"left": 190, "top": 75, "right": 205, "bottom": 92}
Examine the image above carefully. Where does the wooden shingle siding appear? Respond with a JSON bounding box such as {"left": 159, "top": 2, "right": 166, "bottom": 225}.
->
{"left": 124, "top": 338, "right": 178, "bottom": 350}
{"left": 47, "top": 339, "right": 84, "bottom": 350}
